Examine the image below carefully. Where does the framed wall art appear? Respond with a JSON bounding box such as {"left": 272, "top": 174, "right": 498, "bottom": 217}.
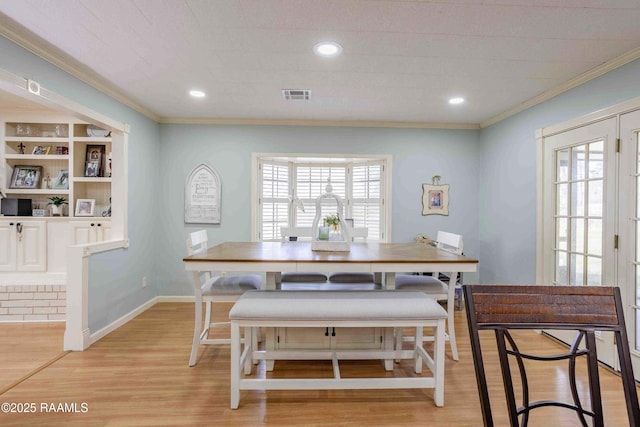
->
{"left": 422, "top": 175, "right": 450, "bottom": 216}
{"left": 185, "top": 163, "right": 221, "bottom": 224}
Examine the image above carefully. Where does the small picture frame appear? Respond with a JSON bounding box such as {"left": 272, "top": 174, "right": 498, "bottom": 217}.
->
{"left": 32, "top": 145, "right": 50, "bottom": 155}
{"left": 52, "top": 169, "right": 69, "bottom": 189}
{"left": 75, "top": 199, "right": 95, "bottom": 217}
{"left": 9, "top": 165, "right": 41, "bottom": 189}
{"left": 85, "top": 161, "right": 100, "bottom": 177}
{"left": 85, "top": 145, "right": 105, "bottom": 177}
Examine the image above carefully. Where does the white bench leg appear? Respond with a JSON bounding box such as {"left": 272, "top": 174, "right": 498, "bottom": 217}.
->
{"left": 244, "top": 327, "right": 253, "bottom": 375}
{"left": 415, "top": 326, "right": 423, "bottom": 374}
{"left": 230, "top": 322, "right": 241, "bottom": 409}
{"left": 384, "top": 327, "right": 394, "bottom": 370}
{"left": 434, "top": 319, "right": 445, "bottom": 407}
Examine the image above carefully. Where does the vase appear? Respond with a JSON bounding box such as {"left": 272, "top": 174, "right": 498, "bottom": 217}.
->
{"left": 318, "top": 226, "right": 330, "bottom": 240}
{"left": 50, "top": 205, "right": 63, "bottom": 216}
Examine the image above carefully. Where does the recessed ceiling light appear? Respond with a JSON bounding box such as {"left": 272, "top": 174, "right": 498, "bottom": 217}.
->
{"left": 189, "top": 89, "right": 206, "bottom": 98}
{"left": 448, "top": 97, "right": 465, "bottom": 105}
{"left": 313, "top": 41, "right": 343, "bottom": 57}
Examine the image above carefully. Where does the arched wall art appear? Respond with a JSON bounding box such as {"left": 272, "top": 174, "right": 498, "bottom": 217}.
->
{"left": 185, "top": 163, "right": 221, "bottom": 224}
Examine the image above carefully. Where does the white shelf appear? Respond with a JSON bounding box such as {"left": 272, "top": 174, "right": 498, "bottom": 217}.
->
{"left": 5, "top": 136, "right": 69, "bottom": 143}
{"left": 73, "top": 177, "right": 112, "bottom": 183}
{"left": 5, "top": 154, "right": 69, "bottom": 161}
{"left": 4, "top": 189, "right": 70, "bottom": 195}
{"left": 73, "top": 137, "right": 112, "bottom": 143}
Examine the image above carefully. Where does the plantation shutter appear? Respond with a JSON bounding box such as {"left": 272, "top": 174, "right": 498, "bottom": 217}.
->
{"left": 351, "top": 162, "right": 383, "bottom": 241}
{"left": 259, "top": 162, "right": 289, "bottom": 241}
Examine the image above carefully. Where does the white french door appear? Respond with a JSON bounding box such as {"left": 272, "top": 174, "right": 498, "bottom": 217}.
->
{"left": 541, "top": 117, "right": 618, "bottom": 368}
{"left": 619, "top": 109, "right": 640, "bottom": 377}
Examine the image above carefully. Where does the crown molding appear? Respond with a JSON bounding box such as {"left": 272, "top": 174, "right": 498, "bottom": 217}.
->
{"left": 0, "top": 13, "right": 160, "bottom": 122}
{"left": 159, "top": 116, "right": 481, "bottom": 130}
{"left": 480, "top": 46, "right": 640, "bottom": 128}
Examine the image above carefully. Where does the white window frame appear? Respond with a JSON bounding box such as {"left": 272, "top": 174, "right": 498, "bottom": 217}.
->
{"left": 251, "top": 153, "right": 392, "bottom": 242}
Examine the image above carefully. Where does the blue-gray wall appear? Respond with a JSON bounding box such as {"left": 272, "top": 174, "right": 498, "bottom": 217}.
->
{"left": 479, "top": 58, "right": 640, "bottom": 284}
{"left": 157, "top": 125, "right": 481, "bottom": 295}
{"left": 4, "top": 32, "right": 640, "bottom": 332}
{"left": 0, "top": 36, "right": 161, "bottom": 332}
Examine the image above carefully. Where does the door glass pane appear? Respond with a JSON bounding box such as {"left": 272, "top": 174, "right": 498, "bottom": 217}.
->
{"left": 587, "top": 219, "right": 602, "bottom": 256}
{"left": 588, "top": 180, "right": 603, "bottom": 217}
{"left": 588, "top": 140, "right": 604, "bottom": 179}
{"left": 572, "top": 182, "right": 585, "bottom": 216}
{"left": 557, "top": 149, "right": 569, "bottom": 181}
{"left": 570, "top": 254, "right": 584, "bottom": 285}
{"left": 571, "top": 218, "right": 585, "bottom": 253}
{"left": 556, "top": 218, "right": 567, "bottom": 250}
{"left": 556, "top": 251, "right": 567, "bottom": 285}
{"left": 557, "top": 183, "right": 568, "bottom": 215}
{"left": 572, "top": 145, "right": 586, "bottom": 180}
{"left": 587, "top": 256, "right": 602, "bottom": 286}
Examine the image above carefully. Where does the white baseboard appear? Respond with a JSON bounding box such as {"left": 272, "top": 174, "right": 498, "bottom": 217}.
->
{"left": 156, "top": 295, "right": 195, "bottom": 303}
{"left": 89, "top": 296, "right": 159, "bottom": 344}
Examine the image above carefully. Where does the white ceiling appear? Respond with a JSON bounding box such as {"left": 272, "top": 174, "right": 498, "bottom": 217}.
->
{"left": 1, "top": 0, "right": 640, "bottom": 127}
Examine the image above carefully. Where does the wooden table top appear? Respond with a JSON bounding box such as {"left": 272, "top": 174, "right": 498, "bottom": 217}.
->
{"left": 183, "top": 241, "right": 478, "bottom": 265}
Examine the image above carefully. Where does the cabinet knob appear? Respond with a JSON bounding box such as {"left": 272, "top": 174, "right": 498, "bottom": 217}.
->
{"left": 97, "top": 223, "right": 102, "bottom": 227}
{"left": 9, "top": 222, "right": 14, "bottom": 226}
{"left": 90, "top": 223, "right": 95, "bottom": 227}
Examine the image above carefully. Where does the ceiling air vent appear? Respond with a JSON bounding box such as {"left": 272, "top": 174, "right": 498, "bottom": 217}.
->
{"left": 282, "top": 89, "right": 311, "bottom": 101}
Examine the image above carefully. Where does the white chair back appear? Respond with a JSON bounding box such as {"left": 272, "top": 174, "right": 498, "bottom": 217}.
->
{"left": 187, "top": 229, "right": 208, "bottom": 256}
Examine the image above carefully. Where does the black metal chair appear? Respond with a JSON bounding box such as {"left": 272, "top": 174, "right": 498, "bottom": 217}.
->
{"left": 463, "top": 284, "right": 640, "bottom": 427}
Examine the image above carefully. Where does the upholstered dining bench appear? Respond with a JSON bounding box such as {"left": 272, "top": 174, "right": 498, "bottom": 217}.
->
{"left": 229, "top": 290, "right": 448, "bottom": 409}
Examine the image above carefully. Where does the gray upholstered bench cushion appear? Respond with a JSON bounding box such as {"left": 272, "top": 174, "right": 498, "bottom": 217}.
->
{"left": 229, "top": 290, "right": 447, "bottom": 321}
{"left": 328, "top": 272, "right": 374, "bottom": 283}
{"left": 395, "top": 274, "right": 448, "bottom": 294}
{"left": 281, "top": 272, "right": 328, "bottom": 283}
{"left": 203, "top": 274, "right": 262, "bottom": 296}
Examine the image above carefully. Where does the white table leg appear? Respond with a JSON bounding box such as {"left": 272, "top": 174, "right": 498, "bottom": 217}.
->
{"left": 230, "top": 322, "right": 241, "bottom": 409}
{"left": 384, "top": 272, "right": 396, "bottom": 290}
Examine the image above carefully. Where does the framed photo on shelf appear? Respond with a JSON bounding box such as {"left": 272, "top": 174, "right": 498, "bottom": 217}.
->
{"left": 85, "top": 145, "right": 105, "bottom": 177}
{"left": 84, "top": 161, "right": 100, "bottom": 177}
{"left": 52, "top": 169, "right": 69, "bottom": 189}
{"left": 75, "top": 199, "right": 95, "bottom": 217}
{"left": 9, "top": 165, "right": 41, "bottom": 189}
{"left": 32, "top": 145, "right": 50, "bottom": 155}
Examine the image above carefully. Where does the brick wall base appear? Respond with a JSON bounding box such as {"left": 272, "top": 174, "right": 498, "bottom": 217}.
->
{"left": 0, "top": 282, "right": 66, "bottom": 322}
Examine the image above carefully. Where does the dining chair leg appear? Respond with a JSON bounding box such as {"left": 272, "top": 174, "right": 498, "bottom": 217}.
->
{"left": 203, "top": 300, "right": 212, "bottom": 339}
{"left": 447, "top": 302, "right": 459, "bottom": 361}
{"left": 190, "top": 296, "right": 204, "bottom": 367}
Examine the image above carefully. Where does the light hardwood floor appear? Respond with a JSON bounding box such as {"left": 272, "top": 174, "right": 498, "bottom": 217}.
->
{"left": 0, "top": 302, "right": 638, "bottom": 426}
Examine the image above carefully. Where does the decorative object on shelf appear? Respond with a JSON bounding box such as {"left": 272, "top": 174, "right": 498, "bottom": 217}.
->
{"left": 422, "top": 175, "right": 450, "bottom": 216}
{"left": 46, "top": 196, "right": 67, "bottom": 216}
{"left": 75, "top": 198, "right": 95, "bottom": 217}
{"left": 86, "top": 125, "right": 111, "bottom": 137}
{"left": 42, "top": 174, "right": 51, "bottom": 189}
{"left": 311, "top": 180, "right": 351, "bottom": 252}
{"left": 32, "top": 208, "right": 49, "bottom": 217}
{"left": 185, "top": 163, "right": 221, "bottom": 224}
{"left": 106, "top": 151, "right": 112, "bottom": 177}
{"left": 85, "top": 144, "right": 105, "bottom": 177}
{"left": 54, "top": 124, "right": 68, "bottom": 137}
{"left": 9, "top": 165, "right": 41, "bottom": 189}
{"left": 55, "top": 146, "right": 68, "bottom": 155}
{"left": 52, "top": 169, "right": 69, "bottom": 189}
{"left": 32, "top": 145, "right": 50, "bottom": 155}
{"left": 102, "top": 197, "right": 111, "bottom": 217}
{"left": 17, "top": 142, "right": 25, "bottom": 154}
{"left": 15, "top": 123, "right": 40, "bottom": 137}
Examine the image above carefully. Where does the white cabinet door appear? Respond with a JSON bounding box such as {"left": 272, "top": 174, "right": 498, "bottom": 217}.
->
{"left": 0, "top": 220, "right": 46, "bottom": 272}
{"left": 16, "top": 221, "right": 46, "bottom": 272}
{"left": 276, "top": 327, "right": 383, "bottom": 350}
{"left": 0, "top": 221, "right": 17, "bottom": 271}
{"left": 70, "top": 220, "right": 111, "bottom": 244}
